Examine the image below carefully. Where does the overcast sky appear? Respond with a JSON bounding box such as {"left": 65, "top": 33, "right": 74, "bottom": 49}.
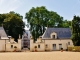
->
{"left": 0, "top": 0, "right": 80, "bottom": 29}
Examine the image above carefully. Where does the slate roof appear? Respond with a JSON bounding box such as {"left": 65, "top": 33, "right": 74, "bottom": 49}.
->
{"left": 0, "top": 27, "right": 7, "bottom": 37}
{"left": 42, "top": 28, "right": 71, "bottom": 39}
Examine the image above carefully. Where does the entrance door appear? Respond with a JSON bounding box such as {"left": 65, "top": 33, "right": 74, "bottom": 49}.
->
{"left": 53, "top": 44, "right": 56, "bottom": 50}
{"left": 23, "top": 42, "right": 28, "bottom": 48}
{"left": 59, "top": 44, "right": 62, "bottom": 50}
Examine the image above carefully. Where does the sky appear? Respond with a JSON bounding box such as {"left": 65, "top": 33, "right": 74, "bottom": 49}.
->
{"left": 0, "top": 0, "right": 80, "bottom": 29}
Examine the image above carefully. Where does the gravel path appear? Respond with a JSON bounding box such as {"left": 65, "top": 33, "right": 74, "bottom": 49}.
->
{"left": 0, "top": 51, "right": 80, "bottom": 60}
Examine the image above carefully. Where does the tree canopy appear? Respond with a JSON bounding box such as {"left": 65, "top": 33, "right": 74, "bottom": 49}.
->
{"left": 71, "top": 15, "right": 80, "bottom": 46}
{"left": 25, "top": 6, "right": 64, "bottom": 42}
{"left": 62, "top": 20, "right": 71, "bottom": 28}
{"left": 0, "top": 6, "right": 72, "bottom": 43}
{"left": 0, "top": 11, "right": 25, "bottom": 42}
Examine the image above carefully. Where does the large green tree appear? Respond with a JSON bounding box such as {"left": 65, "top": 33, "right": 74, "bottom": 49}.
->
{"left": 25, "top": 6, "right": 63, "bottom": 42}
{"left": 62, "top": 20, "right": 71, "bottom": 28}
{"left": 0, "top": 11, "right": 25, "bottom": 42}
{"left": 0, "top": 14, "right": 6, "bottom": 26}
{"left": 71, "top": 15, "right": 80, "bottom": 46}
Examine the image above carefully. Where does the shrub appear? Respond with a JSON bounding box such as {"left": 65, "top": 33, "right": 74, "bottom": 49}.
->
{"left": 68, "top": 46, "right": 80, "bottom": 52}
{"left": 68, "top": 47, "right": 72, "bottom": 51}
{"left": 34, "top": 46, "right": 37, "bottom": 48}
{"left": 14, "top": 46, "right": 17, "bottom": 48}
{"left": 61, "top": 48, "right": 63, "bottom": 50}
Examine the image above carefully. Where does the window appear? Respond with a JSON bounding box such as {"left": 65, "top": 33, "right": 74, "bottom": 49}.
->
{"left": 38, "top": 45, "right": 40, "bottom": 48}
{"left": 11, "top": 45, "right": 13, "bottom": 48}
{"left": 45, "top": 44, "right": 48, "bottom": 48}
{"left": 68, "top": 42, "right": 70, "bottom": 45}
{"left": 24, "top": 36, "right": 28, "bottom": 38}
{"left": 59, "top": 44, "right": 62, "bottom": 50}
{"left": 53, "top": 44, "right": 56, "bottom": 50}
{"left": 52, "top": 35, "right": 55, "bottom": 39}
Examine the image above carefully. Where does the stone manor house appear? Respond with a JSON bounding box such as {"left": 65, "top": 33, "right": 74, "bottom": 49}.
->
{"left": 0, "top": 27, "right": 73, "bottom": 52}
{"left": 30, "top": 28, "right": 73, "bottom": 51}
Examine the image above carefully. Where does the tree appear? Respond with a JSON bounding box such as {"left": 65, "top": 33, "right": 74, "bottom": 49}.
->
{"left": 47, "top": 11, "right": 63, "bottom": 27}
{"left": 0, "top": 14, "right": 6, "bottom": 26}
{"left": 62, "top": 20, "right": 71, "bottom": 28}
{"left": 71, "top": 15, "right": 80, "bottom": 46}
{"left": 25, "top": 6, "right": 63, "bottom": 42}
{"left": 0, "top": 11, "right": 25, "bottom": 42}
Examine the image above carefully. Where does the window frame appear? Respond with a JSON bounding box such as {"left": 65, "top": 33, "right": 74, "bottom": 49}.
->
{"left": 45, "top": 44, "right": 48, "bottom": 48}
{"left": 38, "top": 45, "right": 40, "bottom": 48}
{"left": 52, "top": 35, "right": 55, "bottom": 39}
{"left": 11, "top": 45, "right": 13, "bottom": 48}
{"left": 68, "top": 42, "right": 70, "bottom": 45}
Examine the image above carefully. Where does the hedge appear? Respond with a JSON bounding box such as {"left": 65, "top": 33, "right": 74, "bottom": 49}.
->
{"left": 68, "top": 46, "right": 80, "bottom": 52}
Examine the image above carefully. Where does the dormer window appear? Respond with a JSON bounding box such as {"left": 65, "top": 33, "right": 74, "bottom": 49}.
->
{"left": 51, "top": 32, "right": 57, "bottom": 39}
{"left": 52, "top": 35, "right": 55, "bottom": 39}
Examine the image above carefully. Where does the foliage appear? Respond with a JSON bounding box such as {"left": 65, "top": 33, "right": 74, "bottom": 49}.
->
{"left": 62, "top": 20, "right": 71, "bottom": 28}
{"left": 25, "top": 6, "right": 63, "bottom": 42}
{"left": 68, "top": 46, "right": 80, "bottom": 52}
{"left": 14, "top": 46, "right": 17, "bottom": 48}
{"left": 71, "top": 15, "right": 80, "bottom": 46}
{"left": 34, "top": 46, "right": 37, "bottom": 48}
{"left": 0, "top": 11, "right": 25, "bottom": 42}
{"left": 0, "top": 14, "right": 6, "bottom": 26}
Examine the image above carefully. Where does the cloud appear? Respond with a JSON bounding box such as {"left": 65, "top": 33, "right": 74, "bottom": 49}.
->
{"left": 0, "top": 0, "right": 21, "bottom": 13}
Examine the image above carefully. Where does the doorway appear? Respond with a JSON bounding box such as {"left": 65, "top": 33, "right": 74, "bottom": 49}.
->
{"left": 59, "top": 44, "right": 62, "bottom": 50}
{"left": 53, "top": 44, "right": 56, "bottom": 50}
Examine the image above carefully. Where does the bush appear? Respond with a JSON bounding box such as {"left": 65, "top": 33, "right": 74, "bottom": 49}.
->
{"left": 68, "top": 47, "right": 72, "bottom": 51}
{"left": 14, "top": 46, "right": 17, "bottom": 48}
{"left": 68, "top": 46, "right": 80, "bottom": 52}
{"left": 34, "top": 46, "right": 37, "bottom": 48}
{"left": 61, "top": 48, "right": 63, "bottom": 50}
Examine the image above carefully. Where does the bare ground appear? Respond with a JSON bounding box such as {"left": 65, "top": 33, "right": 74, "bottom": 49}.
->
{"left": 0, "top": 51, "right": 80, "bottom": 60}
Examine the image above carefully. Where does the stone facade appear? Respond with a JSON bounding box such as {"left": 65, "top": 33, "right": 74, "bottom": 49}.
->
{"left": 0, "top": 27, "right": 21, "bottom": 52}
{"left": 0, "top": 39, "right": 9, "bottom": 51}
{"left": 30, "top": 38, "right": 73, "bottom": 51}
{"left": 30, "top": 28, "right": 74, "bottom": 52}
{"left": 30, "top": 38, "right": 45, "bottom": 52}
{"left": 6, "top": 38, "right": 21, "bottom": 52}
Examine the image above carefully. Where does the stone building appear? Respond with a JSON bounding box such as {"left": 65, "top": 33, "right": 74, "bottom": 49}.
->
{"left": 0, "top": 27, "right": 21, "bottom": 52}
{"left": 30, "top": 28, "right": 74, "bottom": 51}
